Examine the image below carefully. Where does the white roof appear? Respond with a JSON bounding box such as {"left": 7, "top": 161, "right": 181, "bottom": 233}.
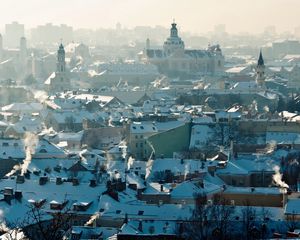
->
{"left": 2, "top": 103, "right": 44, "bottom": 112}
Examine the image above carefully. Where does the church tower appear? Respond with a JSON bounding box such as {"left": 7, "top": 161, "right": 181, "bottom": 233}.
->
{"left": 44, "top": 43, "right": 70, "bottom": 92}
{"left": 163, "top": 21, "right": 185, "bottom": 55}
{"left": 57, "top": 43, "right": 66, "bottom": 73}
{"left": 256, "top": 50, "right": 265, "bottom": 86}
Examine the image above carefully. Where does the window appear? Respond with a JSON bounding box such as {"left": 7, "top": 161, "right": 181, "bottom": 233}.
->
{"left": 13, "top": 143, "right": 18, "bottom": 147}
{"left": 2, "top": 142, "right": 8, "bottom": 147}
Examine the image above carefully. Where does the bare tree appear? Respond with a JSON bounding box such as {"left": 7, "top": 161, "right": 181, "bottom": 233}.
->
{"left": 182, "top": 193, "right": 211, "bottom": 240}
{"left": 210, "top": 194, "right": 236, "bottom": 240}
{"left": 1, "top": 202, "right": 74, "bottom": 240}
{"left": 241, "top": 203, "right": 257, "bottom": 240}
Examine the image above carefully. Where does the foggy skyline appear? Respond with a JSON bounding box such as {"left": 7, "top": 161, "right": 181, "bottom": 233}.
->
{"left": 1, "top": 0, "right": 300, "bottom": 34}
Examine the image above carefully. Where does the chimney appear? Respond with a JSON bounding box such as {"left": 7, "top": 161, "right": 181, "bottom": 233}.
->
{"left": 251, "top": 187, "right": 255, "bottom": 192}
{"left": 15, "top": 190, "right": 22, "bottom": 200}
{"left": 90, "top": 179, "right": 97, "bottom": 187}
{"left": 72, "top": 178, "right": 79, "bottom": 186}
{"left": 138, "top": 220, "right": 143, "bottom": 232}
{"left": 3, "top": 188, "right": 13, "bottom": 205}
{"left": 4, "top": 187, "right": 13, "bottom": 195}
{"left": 39, "top": 176, "right": 48, "bottom": 185}
{"left": 56, "top": 177, "right": 63, "bottom": 185}
{"left": 4, "top": 193, "right": 12, "bottom": 205}
{"left": 16, "top": 175, "right": 25, "bottom": 184}
{"left": 24, "top": 171, "right": 30, "bottom": 179}
{"left": 160, "top": 184, "right": 164, "bottom": 192}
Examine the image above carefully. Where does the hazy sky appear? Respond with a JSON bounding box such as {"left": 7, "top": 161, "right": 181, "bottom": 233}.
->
{"left": 2, "top": 0, "right": 300, "bottom": 34}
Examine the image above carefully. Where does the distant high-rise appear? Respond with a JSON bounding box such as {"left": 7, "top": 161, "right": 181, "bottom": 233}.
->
{"left": 31, "top": 23, "right": 73, "bottom": 45}
{"left": 20, "top": 37, "right": 27, "bottom": 61}
{"left": 5, "top": 21, "right": 25, "bottom": 48}
{"left": 0, "top": 34, "right": 3, "bottom": 60}
{"left": 146, "top": 38, "right": 150, "bottom": 50}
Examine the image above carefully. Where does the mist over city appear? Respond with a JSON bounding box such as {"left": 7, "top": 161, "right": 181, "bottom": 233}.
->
{"left": 0, "top": 1, "right": 299, "bottom": 240}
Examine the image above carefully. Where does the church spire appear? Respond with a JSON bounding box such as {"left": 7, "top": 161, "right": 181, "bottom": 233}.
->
{"left": 257, "top": 49, "right": 264, "bottom": 66}
{"left": 256, "top": 49, "right": 265, "bottom": 87}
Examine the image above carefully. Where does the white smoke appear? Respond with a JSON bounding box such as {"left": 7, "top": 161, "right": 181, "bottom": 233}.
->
{"left": 108, "top": 115, "right": 114, "bottom": 127}
{"left": 272, "top": 165, "right": 289, "bottom": 188}
{"left": 145, "top": 139, "right": 155, "bottom": 179}
{"left": 85, "top": 212, "right": 99, "bottom": 226}
{"left": 121, "top": 141, "right": 127, "bottom": 160}
{"left": 127, "top": 156, "right": 134, "bottom": 171}
{"left": 33, "top": 90, "right": 48, "bottom": 103}
{"left": 79, "top": 150, "right": 87, "bottom": 164}
{"left": 184, "top": 162, "right": 190, "bottom": 180}
{"left": 266, "top": 140, "right": 277, "bottom": 154}
{"left": 263, "top": 105, "right": 269, "bottom": 113}
{"left": 21, "top": 132, "right": 38, "bottom": 175}
{"left": 145, "top": 159, "right": 154, "bottom": 179}
{"left": 250, "top": 100, "right": 258, "bottom": 114}
{"left": 6, "top": 165, "right": 21, "bottom": 177}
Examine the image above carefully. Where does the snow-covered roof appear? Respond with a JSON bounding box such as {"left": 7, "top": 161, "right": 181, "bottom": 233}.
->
{"left": 130, "top": 122, "right": 158, "bottom": 134}
{"left": 2, "top": 103, "right": 44, "bottom": 112}
{"left": 285, "top": 199, "right": 300, "bottom": 215}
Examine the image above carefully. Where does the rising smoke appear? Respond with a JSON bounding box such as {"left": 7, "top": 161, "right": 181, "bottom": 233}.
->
{"left": 21, "top": 132, "right": 39, "bottom": 175}
{"left": 85, "top": 212, "right": 99, "bottom": 226}
{"left": 272, "top": 165, "right": 289, "bottom": 188}
{"left": 145, "top": 139, "right": 155, "bottom": 179}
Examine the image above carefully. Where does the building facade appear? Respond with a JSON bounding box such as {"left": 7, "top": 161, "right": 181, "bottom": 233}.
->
{"left": 143, "top": 22, "right": 224, "bottom": 78}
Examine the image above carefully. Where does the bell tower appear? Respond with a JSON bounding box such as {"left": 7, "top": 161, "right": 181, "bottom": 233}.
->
{"left": 57, "top": 43, "right": 66, "bottom": 73}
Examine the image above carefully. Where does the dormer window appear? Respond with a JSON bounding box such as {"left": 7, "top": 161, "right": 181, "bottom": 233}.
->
{"left": 2, "top": 142, "right": 8, "bottom": 147}
{"left": 50, "top": 200, "right": 68, "bottom": 210}
{"left": 73, "top": 201, "right": 93, "bottom": 211}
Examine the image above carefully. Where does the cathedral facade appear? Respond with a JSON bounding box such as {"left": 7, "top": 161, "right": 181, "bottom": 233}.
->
{"left": 144, "top": 22, "right": 225, "bottom": 78}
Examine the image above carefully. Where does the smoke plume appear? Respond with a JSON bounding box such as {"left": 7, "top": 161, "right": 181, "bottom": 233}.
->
{"left": 272, "top": 165, "right": 289, "bottom": 188}
{"left": 145, "top": 139, "right": 155, "bottom": 179}
{"left": 21, "top": 132, "right": 39, "bottom": 175}
{"left": 85, "top": 212, "right": 99, "bottom": 226}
